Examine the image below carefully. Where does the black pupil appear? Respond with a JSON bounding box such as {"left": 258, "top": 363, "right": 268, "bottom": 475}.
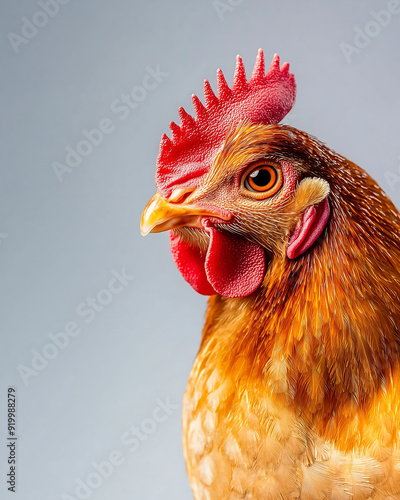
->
{"left": 250, "top": 168, "right": 271, "bottom": 187}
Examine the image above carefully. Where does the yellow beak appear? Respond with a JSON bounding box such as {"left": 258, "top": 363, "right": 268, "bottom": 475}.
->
{"left": 140, "top": 192, "right": 229, "bottom": 236}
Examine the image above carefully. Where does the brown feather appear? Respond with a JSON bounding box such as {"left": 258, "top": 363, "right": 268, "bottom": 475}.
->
{"left": 182, "top": 124, "right": 400, "bottom": 499}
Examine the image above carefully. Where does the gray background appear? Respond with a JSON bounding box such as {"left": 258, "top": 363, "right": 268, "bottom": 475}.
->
{"left": 1, "top": 1, "right": 399, "bottom": 499}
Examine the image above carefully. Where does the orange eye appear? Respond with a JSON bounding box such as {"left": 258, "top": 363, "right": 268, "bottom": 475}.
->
{"left": 243, "top": 164, "right": 282, "bottom": 198}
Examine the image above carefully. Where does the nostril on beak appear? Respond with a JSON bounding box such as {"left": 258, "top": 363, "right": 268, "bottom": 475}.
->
{"left": 168, "top": 187, "right": 194, "bottom": 204}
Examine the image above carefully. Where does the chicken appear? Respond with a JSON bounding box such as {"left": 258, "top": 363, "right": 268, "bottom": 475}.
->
{"left": 140, "top": 50, "right": 400, "bottom": 499}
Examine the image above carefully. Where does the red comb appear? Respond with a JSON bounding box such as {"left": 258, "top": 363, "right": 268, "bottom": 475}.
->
{"left": 155, "top": 50, "right": 296, "bottom": 197}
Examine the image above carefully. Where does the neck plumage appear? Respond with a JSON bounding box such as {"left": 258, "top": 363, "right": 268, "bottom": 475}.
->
{"left": 199, "top": 164, "right": 400, "bottom": 430}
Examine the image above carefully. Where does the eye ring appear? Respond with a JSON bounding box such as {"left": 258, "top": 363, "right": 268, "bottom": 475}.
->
{"left": 242, "top": 163, "right": 283, "bottom": 199}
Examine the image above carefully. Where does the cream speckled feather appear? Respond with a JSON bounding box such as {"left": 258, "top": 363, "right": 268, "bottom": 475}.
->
{"left": 183, "top": 344, "right": 400, "bottom": 499}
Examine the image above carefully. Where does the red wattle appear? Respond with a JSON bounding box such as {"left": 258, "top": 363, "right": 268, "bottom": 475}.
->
{"left": 169, "top": 224, "right": 266, "bottom": 298}
{"left": 203, "top": 221, "right": 266, "bottom": 298}
{"left": 169, "top": 232, "right": 216, "bottom": 295}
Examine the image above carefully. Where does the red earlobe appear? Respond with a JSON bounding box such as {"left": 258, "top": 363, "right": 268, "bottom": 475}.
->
{"left": 287, "top": 198, "right": 330, "bottom": 259}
